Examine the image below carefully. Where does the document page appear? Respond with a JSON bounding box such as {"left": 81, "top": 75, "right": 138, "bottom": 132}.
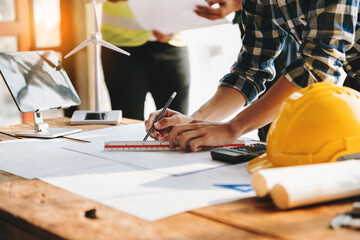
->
{"left": 64, "top": 123, "right": 227, "bottom": 176}
{"left": 0, "top": 124, "right": 255, "bottom": 221}
{"left": 66, "top": 123, "right": 146, "bottom": 143}
{"left": 0, "top": 139, "right": 114, "bottom": 179}
{"left": 42, "top": 163, "right": 254, "bottom": 221}
{"left": 62, "top": 141, "right": 224, "bottom": 177}
{"left": 128, "top": 0, "right": 229, "bottom": 34}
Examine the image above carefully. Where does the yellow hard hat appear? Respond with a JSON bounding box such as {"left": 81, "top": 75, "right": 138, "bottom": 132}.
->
{"left": 247, "top": 82, "right": 360, "bottom": 173}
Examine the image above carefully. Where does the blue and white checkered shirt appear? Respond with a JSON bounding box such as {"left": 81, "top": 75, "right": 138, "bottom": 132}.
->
{"left": 220, "top": 0, "right": 360, "bottom": 105}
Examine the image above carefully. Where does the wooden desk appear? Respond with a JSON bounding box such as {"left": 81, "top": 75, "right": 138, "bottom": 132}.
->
{"left": 0, "top": 118, "right": 358, "bottom": 240}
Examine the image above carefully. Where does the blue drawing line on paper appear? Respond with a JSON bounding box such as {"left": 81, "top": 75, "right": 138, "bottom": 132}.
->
{"left": 214, "top": 184, "right": 253, "bottom": 193}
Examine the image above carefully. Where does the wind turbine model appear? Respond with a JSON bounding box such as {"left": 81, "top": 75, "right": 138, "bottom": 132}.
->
{"left": 66, "top": 0, "right": 130, "bottom": 125}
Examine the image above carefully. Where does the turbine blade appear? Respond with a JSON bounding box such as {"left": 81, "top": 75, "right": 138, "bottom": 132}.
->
{"left": 99, "top": 40, "right": 130, "bottom": 56}
{"left": 65, "top": 38, "right": 92, "bottom": 59}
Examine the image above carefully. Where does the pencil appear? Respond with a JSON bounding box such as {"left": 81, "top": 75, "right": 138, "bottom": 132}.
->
{"left": 143, "top": 92, "right": 177, "bottom": 141}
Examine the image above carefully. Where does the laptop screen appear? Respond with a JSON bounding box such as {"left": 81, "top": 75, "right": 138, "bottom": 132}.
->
{"left": 0, "top": 51, "right": 80, "bottom": 113}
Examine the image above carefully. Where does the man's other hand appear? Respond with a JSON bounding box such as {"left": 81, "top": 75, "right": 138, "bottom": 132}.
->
{"left": 194, "top": 0, "right": 242, "bottom": 20}
{"left": 152, "top": 30, "right": 174, "bottom": 43}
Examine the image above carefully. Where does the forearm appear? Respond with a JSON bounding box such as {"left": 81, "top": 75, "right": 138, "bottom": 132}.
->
{"left": 229, "top": 76, "right": 299, "bottom": 137}
{"left": 191, "top": 86, "right": 246, "bottom": 121}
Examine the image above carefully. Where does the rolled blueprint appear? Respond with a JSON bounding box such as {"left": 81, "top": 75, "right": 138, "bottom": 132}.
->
{"left": 251, "top": 162, "right": 331, "bottom": 197}
{"left": 251, "top": 160, "right": 360, "bottom": 209}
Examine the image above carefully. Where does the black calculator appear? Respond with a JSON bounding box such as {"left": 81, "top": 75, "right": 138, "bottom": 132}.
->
{"left": 211, "top": 143, "right": 267, "bottom": 164}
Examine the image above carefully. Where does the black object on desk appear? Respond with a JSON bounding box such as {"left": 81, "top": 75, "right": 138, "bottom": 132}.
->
{"left": 211, "top": 143, "right": 266, "bottom": 164}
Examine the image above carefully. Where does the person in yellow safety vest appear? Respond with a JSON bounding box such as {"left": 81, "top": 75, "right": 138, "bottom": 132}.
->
{"left": 101, "top": 0, "right": 190, "bottom": 120}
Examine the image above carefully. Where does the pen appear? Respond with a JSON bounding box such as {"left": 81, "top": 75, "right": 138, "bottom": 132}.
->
{"left": 143, "top": 92, "right": 177, "bottom": 141}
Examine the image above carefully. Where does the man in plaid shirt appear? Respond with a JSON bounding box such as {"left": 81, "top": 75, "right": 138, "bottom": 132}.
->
{"left": 145, "top": 0, "right": 360, "bottom": 151}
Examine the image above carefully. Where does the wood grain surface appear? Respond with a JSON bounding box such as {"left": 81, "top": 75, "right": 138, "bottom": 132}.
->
{"left": 0, "top": 118, "right": 359, "bottom": 239}
{"left": 191, "top": 196, "right": 360, "bottom": 240}
{"left": 0, "top": 171, "right": 270, "bottom": 240}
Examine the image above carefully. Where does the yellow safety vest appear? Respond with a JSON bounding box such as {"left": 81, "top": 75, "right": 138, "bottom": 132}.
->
{"left": 101, "top": 1, "right": 150, "bottom": 47}
{"left": 101, "top": 1, "right": 184, "bottom": 47}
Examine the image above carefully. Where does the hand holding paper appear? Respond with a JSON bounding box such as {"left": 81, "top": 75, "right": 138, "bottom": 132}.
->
{"left": 128, "top": 0, "right": 229, "bottom": 34}
{"left": 195, "top": 0, "right": 242, "bottom": 20}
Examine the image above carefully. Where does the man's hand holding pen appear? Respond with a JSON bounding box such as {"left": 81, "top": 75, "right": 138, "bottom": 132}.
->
{"left": 145, "top": 109, "right": 194, "bottom": 140}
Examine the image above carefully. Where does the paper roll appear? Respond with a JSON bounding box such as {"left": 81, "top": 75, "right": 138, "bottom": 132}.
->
{"left": 252, "top": 160, "right": 360, "bottom": 209}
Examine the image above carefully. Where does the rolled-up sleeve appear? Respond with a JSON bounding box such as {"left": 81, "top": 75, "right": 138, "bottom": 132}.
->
{"left": 344, "top": 3, "right": 360, "bottom": 79}
{"left": 220, "top": 0, "right": 288, "bottom": 106}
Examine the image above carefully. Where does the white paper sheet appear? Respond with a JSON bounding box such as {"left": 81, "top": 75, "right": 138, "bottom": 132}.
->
{"left": 62, "top": 140, "right": 224, "bottom": 176}
{"left": 0, "top": 139, "right": 115, "bottom": 179}
{"left": 68, "top": 123, "right": 254, "bottom": 145}
{"left": 128, "top": 0, "right": 229, "bottom": 34}
{"left": 41, "top": 163, "right": 254, "bottom": 221}
{"left": 0, "top": 124, "right": 255, "bottom": 221}
{"left": 63, "top": 123, "right": 228, "bottom": 176}
{"left": 67, "top": 123, "right": 145, "bottom": 143}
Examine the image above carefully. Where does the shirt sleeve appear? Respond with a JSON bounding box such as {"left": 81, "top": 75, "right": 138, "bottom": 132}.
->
{"left": 220, "top": 0, "right": 288, "bottom": 106}
{"left": 343, "top": 4, "right": 360, "bottom": 80}
{"left": 283, "top": 1, "right": 359, "bottom": 88}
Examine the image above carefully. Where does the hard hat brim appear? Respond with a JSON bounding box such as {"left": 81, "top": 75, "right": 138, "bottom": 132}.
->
{"left": 247, "top": 153, "right": 275, "bottom": 174}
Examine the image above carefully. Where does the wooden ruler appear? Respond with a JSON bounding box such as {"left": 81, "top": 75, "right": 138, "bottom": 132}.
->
{"left": 104, "top": 140, "right": 245, "bottom": 151}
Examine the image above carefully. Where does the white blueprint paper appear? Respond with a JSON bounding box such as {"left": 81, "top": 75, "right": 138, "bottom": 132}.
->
{"left": 0, "top": 124, "right": 255, "bottom": 221}
{"left": 0, "top": 139, "right": 114, "bottom": 179}
{"left": 128, "top": 0, "right": 229, "bottom": 33}
{"left": 62, "top": 140, "right": 224, "bottom": 176}
{"left": 65, "top": 123, "right": 145, "bottom": 143}
{"left": 63, "top": 123, "right": 226, "bottom": 176}
{"left": 41, "top": 162, "right": 254, "bottom": 221}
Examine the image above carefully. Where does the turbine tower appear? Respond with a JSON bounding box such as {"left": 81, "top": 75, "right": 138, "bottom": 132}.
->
{"left": 66, "top": 0, "right": 130, "bottom": 124}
